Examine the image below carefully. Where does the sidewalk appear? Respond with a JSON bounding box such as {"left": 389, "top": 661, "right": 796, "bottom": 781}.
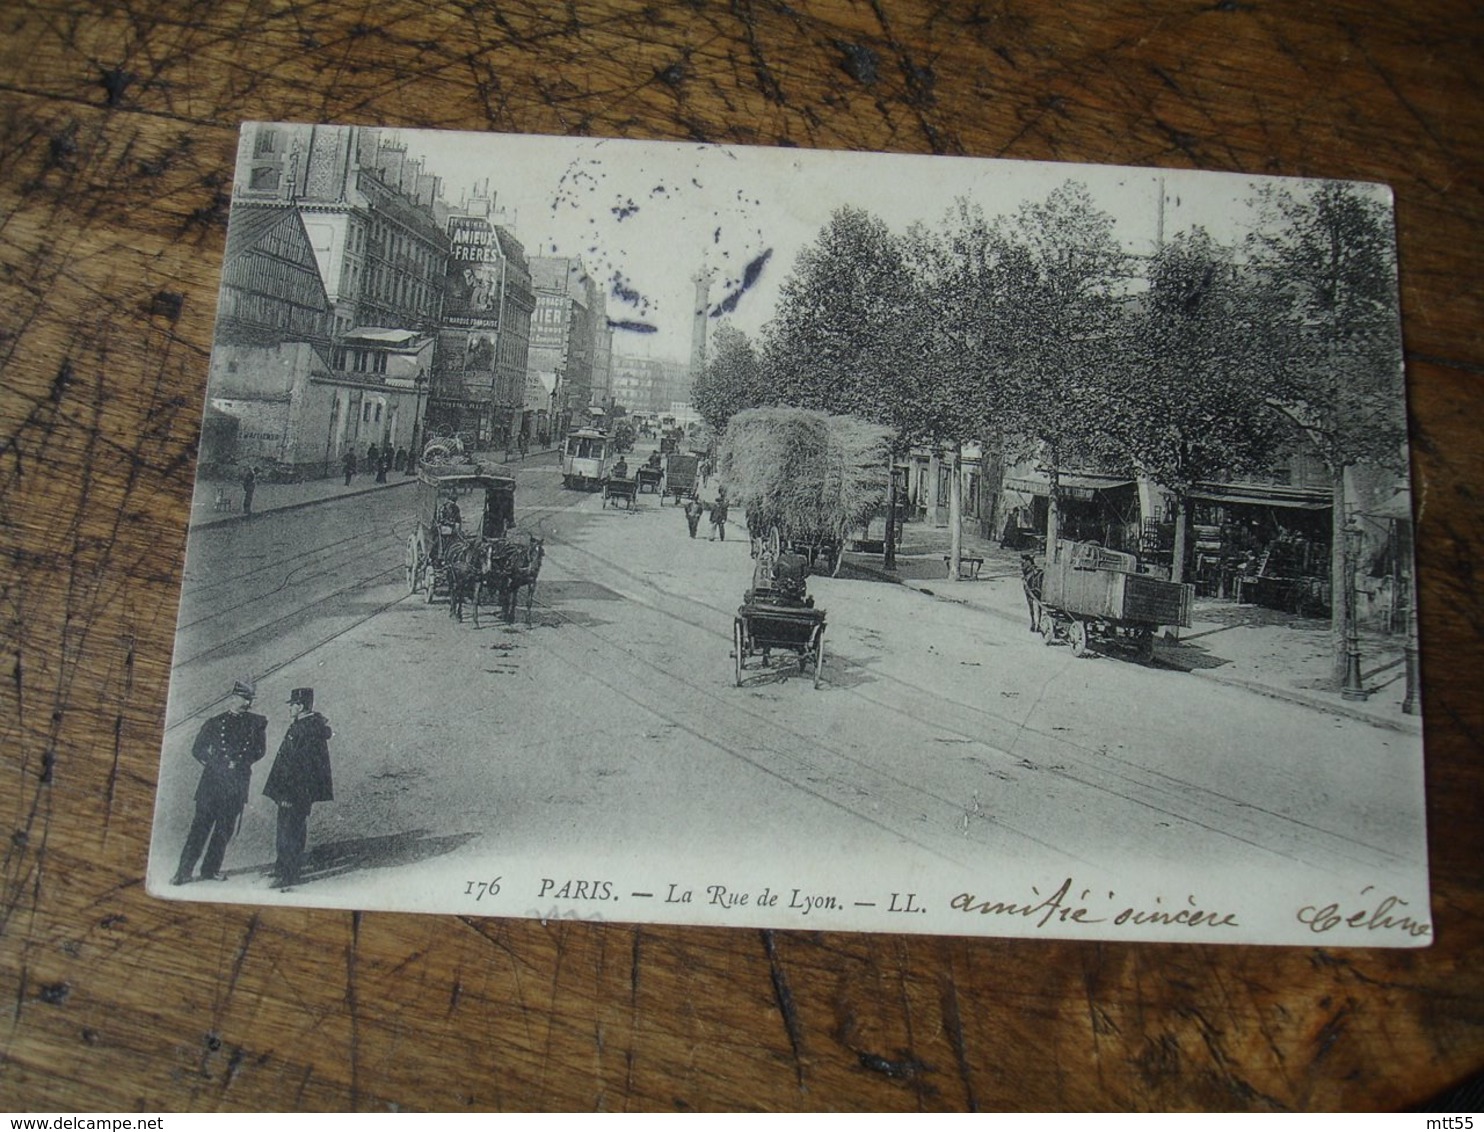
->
{"left": 842, "top": 519, "right": 1421, "bottom": 735}
{"left": 189, "top": 446, "right": 556, "bottom": 529}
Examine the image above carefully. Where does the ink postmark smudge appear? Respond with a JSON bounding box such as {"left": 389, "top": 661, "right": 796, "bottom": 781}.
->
{"left": 711, "top": 248, "right": 773, "bottom": 316}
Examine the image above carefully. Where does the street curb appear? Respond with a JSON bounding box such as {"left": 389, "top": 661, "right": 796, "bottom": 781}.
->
{"left": 843, "top": 554, "right": 1421, "bottom": 736}
{"left": 1173, "top": 671, "right": 1422, "bottom": 736}
{"left": 191, "top": 476, "right": 416, "bottom": 530}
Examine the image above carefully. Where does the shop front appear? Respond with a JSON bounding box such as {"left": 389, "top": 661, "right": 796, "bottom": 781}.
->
{"left": 1182, "top": 483, "right": 1333, "bottom": 615}
{"left": 1000, "top": 473, "right": 1141, "bottom": 555}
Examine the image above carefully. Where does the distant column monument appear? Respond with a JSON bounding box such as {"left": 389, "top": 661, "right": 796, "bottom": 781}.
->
{"left": 689, "top": 266, "right": 714, "bottom": 388}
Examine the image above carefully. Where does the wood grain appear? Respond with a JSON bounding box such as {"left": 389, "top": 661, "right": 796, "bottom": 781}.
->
{"left": 2, "top": 0, "right": 1481, "bottom": 1112}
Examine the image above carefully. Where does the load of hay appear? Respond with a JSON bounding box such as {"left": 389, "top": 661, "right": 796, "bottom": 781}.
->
{"left": 719, "top": 408, "right": 891, "bottom": 569}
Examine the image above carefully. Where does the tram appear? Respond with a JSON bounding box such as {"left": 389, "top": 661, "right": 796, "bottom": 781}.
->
{"left": 560, "top": 427, "right": 613, "bottom": 490}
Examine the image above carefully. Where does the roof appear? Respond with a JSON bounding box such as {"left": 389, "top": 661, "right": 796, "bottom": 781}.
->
{"left": 223, "top": 203, "right": 298, "bottom": 263}
{"left": 344, "top": 327, "right": 422, "bottom": 345}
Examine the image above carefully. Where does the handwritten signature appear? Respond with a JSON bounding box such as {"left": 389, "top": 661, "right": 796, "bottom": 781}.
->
{"left": 1296, "top": 887, "right": 1431, "bottom": 938}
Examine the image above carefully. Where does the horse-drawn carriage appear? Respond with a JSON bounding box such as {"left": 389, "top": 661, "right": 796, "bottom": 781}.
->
{"left": 635, "top": 463, "right": 664, "bottom": 494}
{"left": 733, "top": 597, "right": 827, "bottom": 689}
{"left": 405, "top": 465, "right": 544, "bottom": 625}
{"left": 731, "top": 541, "right": 827, "bottom": 688}
{"left": 1029, "top": 539, "right": 1193, "bottom": 662}
{"left": 602, "top": 474, "right": 638, "bottom": 509}
{"left": 662, "top": 453, "right": 699, "bottom": 505}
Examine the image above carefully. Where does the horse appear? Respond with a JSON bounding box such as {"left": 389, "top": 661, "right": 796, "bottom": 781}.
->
{"left": 444, "top": 535, "right": 486, "bottom": 625}
{"left": 1020, "top": 553, "right": 1044, "bottom": 633}
{"left": 477, "top": 535, "right": 545, "bottom": 625}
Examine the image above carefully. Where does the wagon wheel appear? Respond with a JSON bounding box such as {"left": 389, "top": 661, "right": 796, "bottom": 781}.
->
{"left": 1068, "top": 618, "right": 1089, "bottom": 657}
{"left": 766, "top": 525, "right": 781, "bottom": 558}
{"left": 733, "top": 618, "right": 746, "bottom": 687}
{"left": 1135, "top": 627, "right": 1155, "bottom": 663}
{"left": 1038, "top": 607, "right": 1057, "bottom": 646}
{"left": 812, "top": 624, "right": 826, "bottom": 689}
{"left": 424, "top": 566, "right": 439, "bottom": 603}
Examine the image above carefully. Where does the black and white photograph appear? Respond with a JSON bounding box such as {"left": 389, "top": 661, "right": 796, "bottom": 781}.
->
{"left": 146, "top": 124, "right": 1429, "bottom": 947}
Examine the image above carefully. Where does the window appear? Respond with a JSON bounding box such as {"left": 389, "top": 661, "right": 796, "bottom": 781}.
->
{"left": 254, "top": 128, "right": 278, "bottom": 157}
{"left": 248, "top": 166, "right": 279, "bottom": 192}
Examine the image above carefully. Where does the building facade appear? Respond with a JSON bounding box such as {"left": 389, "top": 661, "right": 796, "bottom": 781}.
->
{"left": 223, "top": 123, "right": 446, "bottom": 471}
{"left": 430, "top": 213, "right": 534, "bottom": 448}
{"left": 527, "top": 257, "right": 601, "bottom": 438}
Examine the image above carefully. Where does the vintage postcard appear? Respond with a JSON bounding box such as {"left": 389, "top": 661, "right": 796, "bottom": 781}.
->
{"left": 146, "top": 124, "right": 1430, "bottom": 946}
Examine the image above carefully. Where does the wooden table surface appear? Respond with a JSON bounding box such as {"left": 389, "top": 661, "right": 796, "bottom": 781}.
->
{"left": 2, "top": 0, "right": 1481, "bottom": 1112}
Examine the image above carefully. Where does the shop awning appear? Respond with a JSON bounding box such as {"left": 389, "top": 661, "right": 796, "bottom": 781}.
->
{"left": 1003, "top": 474, "right": 1135, "bottom": 499}
{"left": 1365, "top": 489, "right": 1413, "bottom": 521}
{"left": 1189, "top": 484, "right": 1332, "bottom": 510}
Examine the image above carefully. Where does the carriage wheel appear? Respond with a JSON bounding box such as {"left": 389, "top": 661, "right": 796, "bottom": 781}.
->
{"left": 766, "top": 526, "right": 781, "bottom": 558}
{"left": 1068, "top": 618, "right": 1089, "bottom": 657}
{"left": 1038, "top": 607, "right": 1057, "bottom": 646}
{"left": 424, "top": 567, "right": 438, "bottom": 603}
{"left": 812, "top": 624, "right": 826, "bottom": 689}
{"left": 1135, "top": 627, "right": 1155, "bottom": 663}
{"left": 733, "top": 618, "right": 746, "bottom": 687}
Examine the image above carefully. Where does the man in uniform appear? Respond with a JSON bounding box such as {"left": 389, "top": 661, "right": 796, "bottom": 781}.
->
{"left": 172, "top": 679, "right": 267, "bottom": 884}
{"left": 263, "top": 687, "right": 334, "bottom": 889}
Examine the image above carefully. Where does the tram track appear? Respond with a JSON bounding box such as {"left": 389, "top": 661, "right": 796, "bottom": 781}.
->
{"left": 529, "top": 526, "right": 1411, "bottom": 876}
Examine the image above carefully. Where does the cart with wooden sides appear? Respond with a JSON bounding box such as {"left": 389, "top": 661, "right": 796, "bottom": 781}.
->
{"left": 732, "top": 599, "right": 827, "bottom": 688}
{"left": 663, "top": 453, "right": 699, "bottom": 504}
{"left": 1034, "top": 539, "right": 1193, "bottom": 662}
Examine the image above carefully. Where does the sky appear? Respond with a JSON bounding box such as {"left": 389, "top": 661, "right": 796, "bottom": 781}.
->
{"left": 398, "top": 129, "right": 1393, "bottom": 364}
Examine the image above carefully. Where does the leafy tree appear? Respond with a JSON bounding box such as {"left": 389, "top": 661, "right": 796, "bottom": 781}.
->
{"left": 760, "top": 206, "right": 922, "bottom": 425}
{"left": 1247, "top": 180, "right": 1407, "bottom": 684}
{"left": 1112, "top": 227, "right": 1286, "bottom": 581}
{"left": 995, "top": 182, "right": 1131, "bottom": 549}
{"left": 692, "top": 324, "right": 768, "bottom": 434}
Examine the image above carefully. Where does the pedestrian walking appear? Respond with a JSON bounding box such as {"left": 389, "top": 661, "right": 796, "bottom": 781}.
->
{"left": 683, "top": 493, "right": 704, "bottom": 538}
{"left": 366, "top": 442, "right": 380, "bottom": 472}
{"left": 519, "top": 433, "right": 528, "bottom": 459}
{"left": 342, "top": 449, "right": 357, "bottom": 486}
{"left": 394, "top": 446, "right": 407, "bottom": 472}
{"left": 172, "top": 679, "right": 267, "bottom": 885}
{"left": 376, "top": 453, "right": 389, "bottom": 484}
{"left": 240, "top": 466, "right": 256, "bottom": 517}
{"left": 708, "top": 489, "right": 729, "bottom": 542}
{"left": 262, "top": 687, "right": 334, "bottom": 890}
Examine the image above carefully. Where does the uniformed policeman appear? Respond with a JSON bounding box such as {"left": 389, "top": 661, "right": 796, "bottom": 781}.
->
{"left": 263, "top": 687, "right": 335, "bottom": 890}
{"left": 172, "top": 679, "right": 268, "bottom": 884}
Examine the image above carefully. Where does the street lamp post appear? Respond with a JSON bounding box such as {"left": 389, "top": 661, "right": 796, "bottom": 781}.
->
{"left": 1341, "top": 514, "right": 1369, "bottom": 702}
{"left": 1400, "top": 519, "right": 1421, "bottom": 716}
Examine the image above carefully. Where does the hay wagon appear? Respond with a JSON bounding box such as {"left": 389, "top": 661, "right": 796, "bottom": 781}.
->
{"left": 1034, "top": 539, "right": 1193, "bottom": 661}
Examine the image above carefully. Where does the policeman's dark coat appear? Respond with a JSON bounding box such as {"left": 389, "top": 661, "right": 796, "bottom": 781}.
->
{"left": 263, "top": 712, "right": 334, "bottom": 806}
{"left": 191, "top": 709, "right": 269, "bottom": 812}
